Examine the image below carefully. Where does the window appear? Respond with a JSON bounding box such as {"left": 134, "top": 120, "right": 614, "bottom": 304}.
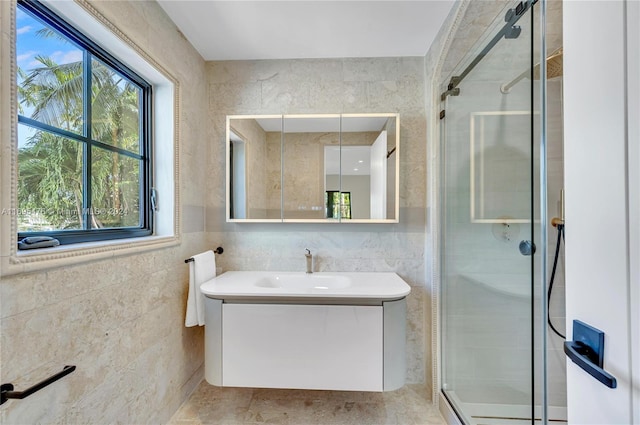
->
{"left": 229, "top": 136, "right": 247, "bottom": 219}
{"left": 16, "top": 0, "right": 152, "bottom": 245}
{"left": 325, "top": 191, "right": 351, "bottom": 219}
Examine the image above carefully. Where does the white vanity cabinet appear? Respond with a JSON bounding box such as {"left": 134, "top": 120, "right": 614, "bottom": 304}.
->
{"left": 204, "top": 297, "right": 407, "bottom": 392}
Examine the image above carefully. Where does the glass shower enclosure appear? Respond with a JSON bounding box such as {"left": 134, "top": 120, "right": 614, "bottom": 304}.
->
{"left": 439, "top": 1, "right": 565, "bottom": 423}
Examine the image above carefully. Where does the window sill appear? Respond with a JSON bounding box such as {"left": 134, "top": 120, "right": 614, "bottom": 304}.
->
{"left": 2, "top": 234, "right": 180, "bottom": 277}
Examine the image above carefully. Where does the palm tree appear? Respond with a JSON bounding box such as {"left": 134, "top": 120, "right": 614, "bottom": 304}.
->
{"left": 18, "top": 37, "right": 141, "bottom": 231}
{"left": 18, "top": 54, "right": 84, "bottom": 230}
{"left": 18, "top": 55, "right": 84, "bottom": 133}
{"left": 18, "top": 131, "right": 83, "bottom": 230}
{"left": 90, "top": 59, "right": 141, "bottom": 224}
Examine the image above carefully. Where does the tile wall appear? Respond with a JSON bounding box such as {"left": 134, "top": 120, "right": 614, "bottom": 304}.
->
{"left": 205, "top": 57, "right": 431, "bottom": 388}
{"left": 0, "top": 0, "right": 210, "bottom": 422}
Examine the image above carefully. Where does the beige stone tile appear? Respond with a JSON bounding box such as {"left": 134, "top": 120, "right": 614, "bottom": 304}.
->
{"left": 400, "top": 161, "right": 427, "bottom": 208}
{"left": 290, "top": 59, "right": 344, "bottom": 83}
{"left": 210, "top": 82, "right": 262, "bottom": 112}
{"left": 398, "top": 57, "right": 426, "bottom": 82}
{"left": 368, "top": 80, "right": 425, "bottom": 111}
{"left": 343, "top": 57, "right": 400, "bottom": 82}
{"left": 3, "top": 1, "right": 209, "bottom": 424}
{"left": 401, "top": 115, "right": 428, "bottom": 160}
{"left": 169, "top": 382, "right": 446, "bottom": 425}
{"left": 308, "top": 81, "right": 369, "bottom": 111}
{"left": 183, "top": 204, "right": 206, "bottom": 233}
{"left": 261, "top": 81, "right": 312, "bottom": 112}
{"left": 0, "top": 272, "right": 42, "bottom": 318}
{"left": 90, "top": 1, "right": 150, "bottom": 51}
{"left": 207, "top": 60, "right": 291, "bottom": 84}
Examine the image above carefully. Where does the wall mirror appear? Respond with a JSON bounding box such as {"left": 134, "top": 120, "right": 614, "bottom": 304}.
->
{"left": 283, "top": 115, "right": 341, "bottom": 221}
{"left": 227, "top": 113, "right": 399, "bottom": 223}
{"left": 227, "top": 115, "right": 282, "bottom": 221}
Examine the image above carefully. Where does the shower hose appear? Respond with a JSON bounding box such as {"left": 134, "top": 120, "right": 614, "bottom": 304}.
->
{"left": 548, "top": 223, "right": 566, "bottom": 339}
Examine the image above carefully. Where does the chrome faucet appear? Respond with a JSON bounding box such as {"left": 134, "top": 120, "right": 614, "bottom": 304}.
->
{"left": 305, "top": 249, "right": 313, "bottom": 274}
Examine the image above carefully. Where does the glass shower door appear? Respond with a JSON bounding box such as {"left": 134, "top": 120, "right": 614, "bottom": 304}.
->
{"left": 440, "top": 1, "right": 542, "bottom": 423}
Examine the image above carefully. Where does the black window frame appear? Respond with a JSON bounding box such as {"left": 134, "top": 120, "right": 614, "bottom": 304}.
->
{"left": 16, "top": 0, "right": 153, "bottom": 245}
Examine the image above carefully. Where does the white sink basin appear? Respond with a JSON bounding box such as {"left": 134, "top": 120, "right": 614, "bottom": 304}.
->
{"left": 255, "top": 274, "right": 351, "bottom": 290}
{"left": 200, "top": 271, "right": 410, "bottom": 301}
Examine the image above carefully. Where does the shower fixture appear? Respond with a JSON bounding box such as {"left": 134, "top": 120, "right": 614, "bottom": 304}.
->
{"left": 501, "top": 48, "right": 563, "bottom": 93}
{"left": 440, "top": 1, "right": 535, "bottom": 101}
{"left": 551, "top": 189, "right": 565, "bottom": 228}
{"left": 440, "top": 77, "right": 461, "bottom": 101}
{"left": 548, "top": 221, "right": 565, "bottom": 339}
{"left": 549, "top": 190, "right": 566, "bottom": 338}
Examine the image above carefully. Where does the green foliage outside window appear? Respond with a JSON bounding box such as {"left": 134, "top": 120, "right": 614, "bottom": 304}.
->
{"left": 16, "top": 0, "right": 149, "bottom": 239}
{"left": 325, "top": 191, "right": 351, "bottom": 219}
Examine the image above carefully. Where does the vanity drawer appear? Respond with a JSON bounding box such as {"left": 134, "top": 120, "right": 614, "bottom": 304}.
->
{"left": 222, "top": 303, "right": 383, "bottom": 391}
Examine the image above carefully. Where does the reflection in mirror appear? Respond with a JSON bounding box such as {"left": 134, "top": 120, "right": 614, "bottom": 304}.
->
{"left": 227, "top": 116, "right": 282, "bottom": 220}
{"left": 338, "top": 115, "right": 398, "bottom": 221}
{"left": 283, "top": 115, "right": 340, "bottom": 221}
{"left": 227, "top": 113, "right": 398, "bottom": 223}
{"left": 325, "top": 189, "right": 351, "bottom": 219}
{"left": 470, "top": 111, "right": 530, "bottom": 223}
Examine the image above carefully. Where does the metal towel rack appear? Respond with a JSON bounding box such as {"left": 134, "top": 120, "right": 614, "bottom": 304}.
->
{"left": 185, "top": 247, "right": 223, "bottom": 263}
{"left": 1, "top": 365, "right": 76, "bottom": 405}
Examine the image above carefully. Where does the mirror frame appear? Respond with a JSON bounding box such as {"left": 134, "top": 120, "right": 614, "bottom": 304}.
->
{"left": 226, "top": 113, "right": 400, "bottom": 223}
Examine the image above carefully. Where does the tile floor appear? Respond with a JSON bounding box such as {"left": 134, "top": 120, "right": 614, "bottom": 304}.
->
{"left": 169, "top": 381, "right": 446, "bottom": 425}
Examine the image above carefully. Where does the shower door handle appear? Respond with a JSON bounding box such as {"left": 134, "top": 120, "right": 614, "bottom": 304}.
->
{"left": 564, "top": 320, "right": 617, "bottom": 389}
{"left": 519, "top": 240, "right": 536, "bottom": 256}
{"left": 564, "top": 341, "right": 617, "bottom": 388}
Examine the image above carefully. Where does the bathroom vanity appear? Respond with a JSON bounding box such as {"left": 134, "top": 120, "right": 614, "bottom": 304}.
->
{"left": 200, "top": 271, "right": 410, "bottom": 392}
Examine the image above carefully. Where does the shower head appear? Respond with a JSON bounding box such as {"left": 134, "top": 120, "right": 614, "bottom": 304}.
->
{"left": 534, "top": 48, "right": 563, "bottom": 79}
{"left": 501, "top": 48, "right": 563, "bottom": 93}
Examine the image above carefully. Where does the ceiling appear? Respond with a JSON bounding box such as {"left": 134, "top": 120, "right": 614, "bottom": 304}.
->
{"left": 156, "top": 1, "right": 456, "bottom": 61}
{"left": 325, "top": 146, "right": 372, "bottom": 176}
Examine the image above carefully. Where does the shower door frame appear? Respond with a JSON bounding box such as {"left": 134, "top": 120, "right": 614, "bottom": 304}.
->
{"left": 430, "top": 0, "right": 550, "bottom": 423}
